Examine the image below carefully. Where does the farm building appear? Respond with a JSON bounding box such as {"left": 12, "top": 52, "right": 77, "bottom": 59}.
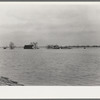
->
{"left": 24, "top": 42, "right": 39, "bottom": 49}
{"left": 24, "top": 45, "right": 33, "bottom": 49}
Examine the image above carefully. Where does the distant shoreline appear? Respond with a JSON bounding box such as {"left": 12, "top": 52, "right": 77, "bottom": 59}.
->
{"left": 1, "top": 45, "right": 100, "bottom": 49}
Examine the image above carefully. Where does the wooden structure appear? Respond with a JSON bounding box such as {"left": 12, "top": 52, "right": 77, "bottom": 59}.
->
{"left": 24, "top": 42, "right": 39, "bottom": 49}
{"left": 24, "top": 45, "right": 33, "bottom": 49}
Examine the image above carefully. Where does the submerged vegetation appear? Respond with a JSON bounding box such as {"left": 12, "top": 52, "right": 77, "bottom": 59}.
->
{"left": 46, "top": 45, "right": 100, "bottom": 49}
{"left": 0, "top": 76, "right": 23, "bottom": 86}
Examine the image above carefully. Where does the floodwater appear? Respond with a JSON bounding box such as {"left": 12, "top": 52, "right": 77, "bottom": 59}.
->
{"left": 0, "top": 48, "right": 100, "bottom": 85}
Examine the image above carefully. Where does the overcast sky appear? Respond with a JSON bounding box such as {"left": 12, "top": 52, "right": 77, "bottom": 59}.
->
{"left": 0, "top": 2, "right": 100, "bottom": 46}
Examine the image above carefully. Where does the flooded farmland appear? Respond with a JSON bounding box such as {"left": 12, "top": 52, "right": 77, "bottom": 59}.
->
{"left": 0, "top": 48, "right": 100, "bottom": 85}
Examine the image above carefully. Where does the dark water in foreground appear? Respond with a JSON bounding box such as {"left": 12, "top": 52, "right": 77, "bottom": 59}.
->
{"left": 0, "top": 48, "right": 100, "bottom": 85}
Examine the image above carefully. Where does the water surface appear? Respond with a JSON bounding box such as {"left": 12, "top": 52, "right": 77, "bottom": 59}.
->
{"left": 0, "top": 48, "right": 100, "bottom": 85}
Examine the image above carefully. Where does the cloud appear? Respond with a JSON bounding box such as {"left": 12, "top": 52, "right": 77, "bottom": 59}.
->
{"left": 0, "top": 3, "right": 100, "bottom": 46}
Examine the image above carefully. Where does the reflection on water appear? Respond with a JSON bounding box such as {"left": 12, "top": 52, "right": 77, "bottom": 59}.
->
{"left": 0, "top": 48, "right": 100, "bottom": 85}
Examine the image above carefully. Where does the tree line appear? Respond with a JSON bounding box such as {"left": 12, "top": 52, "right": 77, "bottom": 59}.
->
{"left": 2, "top": 42, "right": 100, "bottom": 50}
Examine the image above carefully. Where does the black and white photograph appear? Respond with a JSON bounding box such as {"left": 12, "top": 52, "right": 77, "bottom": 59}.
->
{"left": 0, "top": 2, "right": 100, "bottom": 86}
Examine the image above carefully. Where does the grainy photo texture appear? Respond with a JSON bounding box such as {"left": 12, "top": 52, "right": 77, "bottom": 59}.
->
{"left": 0, "top": 2, "right": 99, "bottom": 86}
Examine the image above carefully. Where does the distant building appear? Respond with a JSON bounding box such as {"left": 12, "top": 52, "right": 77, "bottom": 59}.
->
{"left": 24, "top": 45, "right": 33, "bottom": 49}
{"left": 24, "top": 42, "right": 39, "bottom": 49}
{"left": 47, "top": 45, "right": 60, "bottom": 49}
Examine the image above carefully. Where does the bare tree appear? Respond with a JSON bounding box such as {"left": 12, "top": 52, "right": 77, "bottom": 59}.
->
{"left": 9, "top": 42, "right": 15, "bottom": 49}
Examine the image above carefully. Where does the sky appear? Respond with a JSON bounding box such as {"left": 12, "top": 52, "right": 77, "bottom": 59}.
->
{"left": 0, "top": 2, "right": 100, "bottom": 46}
